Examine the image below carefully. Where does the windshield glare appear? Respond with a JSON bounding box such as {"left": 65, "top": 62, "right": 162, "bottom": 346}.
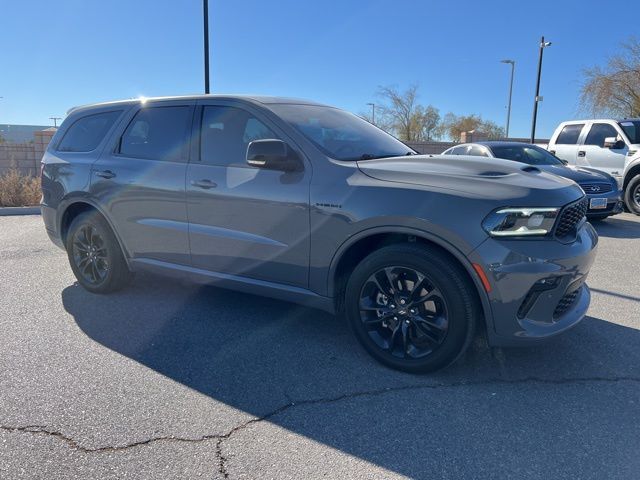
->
{"left": 490, "top": 145, "right": 564, "bottom": 166}
{"left": 619, "top": 120, "right": 640, "bottom": 144}
{"left": 270, "top": 104, "right": 414, "bottom": 161}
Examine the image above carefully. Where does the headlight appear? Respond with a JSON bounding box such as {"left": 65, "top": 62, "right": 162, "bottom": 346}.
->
{"left": 482, "top": 207, "right": 559, "bottom": 237}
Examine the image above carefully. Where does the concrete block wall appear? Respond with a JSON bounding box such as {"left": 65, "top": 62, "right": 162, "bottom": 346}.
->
{"left": 0, "top": 128, "right": 56, "bottom": 177}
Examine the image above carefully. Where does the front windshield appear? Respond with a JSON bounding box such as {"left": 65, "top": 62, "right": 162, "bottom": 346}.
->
{"left": 490, "top": 144, "right": 564, "bottom": 166}
{"left": 270, "top": 104, "right": 415, "bottom": 161}
{"left": 618, "top": 120, "right": 640, "bottom": 144}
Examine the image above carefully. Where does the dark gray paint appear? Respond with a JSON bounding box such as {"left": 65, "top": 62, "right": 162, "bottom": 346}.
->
{"left": 41, "top": 95, "right": 598, "bottom": 348}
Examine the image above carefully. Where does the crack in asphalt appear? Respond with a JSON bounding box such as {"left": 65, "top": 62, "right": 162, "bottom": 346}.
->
{"left": 3, "top": 375, "right": 640, "bottom": 478}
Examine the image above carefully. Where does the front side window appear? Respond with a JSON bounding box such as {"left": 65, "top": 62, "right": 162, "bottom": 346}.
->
{"left": 200, "top": 106, "right": 279, "bottom": 167}
{"left": 270, "top": 104, "right": 413, "bottom": 161}
{"left": 119, "top": 106, "right": 191, "bottom": 161}
{"left": 584, "top": 123, "right": 619, "bottom": 147}
{"left": 555, "top": 124, "right": 584, "bottom": 145}
{"left": 57, "top": 110, "right": 122, "bottom": 152}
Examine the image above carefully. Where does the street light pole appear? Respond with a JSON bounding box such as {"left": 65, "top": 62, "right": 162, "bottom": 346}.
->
{"left": 366, "top": 102, "right": 375, "bottom": 124}
{"left": 500, "top": 60, "right": 515, "bottom": 138}
{"left": 203, "top": 0, "right": 210, "bottom": 94}
{"left": 530, "top": 36, "right": 551, "bottom": 143}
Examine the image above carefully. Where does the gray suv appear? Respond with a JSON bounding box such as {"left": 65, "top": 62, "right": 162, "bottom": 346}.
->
{"left": 41, "top": 95, "right": 598, "bottom": 373}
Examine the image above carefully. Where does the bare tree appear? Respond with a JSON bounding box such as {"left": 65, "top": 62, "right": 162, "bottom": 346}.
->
{"left": 375, "top": 85, "right": 441, "bottom": 141}
{"left": 439, "top": 113, "right": 505, "bottom": 141}
{"left": 581, "top": 37, "right": 640, "bottom": 117}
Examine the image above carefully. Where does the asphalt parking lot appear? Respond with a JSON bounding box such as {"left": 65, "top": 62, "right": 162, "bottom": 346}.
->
{"left": 1, "top": 214, "right": 639, "bottom": 479}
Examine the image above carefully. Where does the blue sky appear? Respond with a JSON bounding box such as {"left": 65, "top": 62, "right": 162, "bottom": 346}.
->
{"left": 0, "top": 0, "right": 627, "bottom": 138}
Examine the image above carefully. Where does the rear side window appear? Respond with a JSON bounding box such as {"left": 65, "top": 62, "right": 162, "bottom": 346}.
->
{"left": 57, "top": 111, "right": 122, "bottom": 152}
{"left": 119, "top": 106, "right": 191, "bottom": 161}
{"left": 555, "top": 124, "right": 584, "bottom": 145}
{"left": 467, "top": 145, "right": 489, "bottom": 157}
{"left": 447, "top": 146, "right": 467, "bottom": 155}
{"left": 584, "top": 123, "right": 618, "bottom": 147}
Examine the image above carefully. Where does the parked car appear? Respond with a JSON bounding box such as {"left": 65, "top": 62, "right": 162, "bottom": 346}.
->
{"left": 442, "top": 141, "right": 623, "bottom": 220}
{"left": 547, "top": 119, "right": 640, "bottom": 215}
{"left": 41, "top": 95, "right": 597, "bottom": 373}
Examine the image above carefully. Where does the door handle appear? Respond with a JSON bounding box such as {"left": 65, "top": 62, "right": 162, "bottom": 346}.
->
{"left": 578, "top": 151, "right": 586, "bottom": 157}
{"left": 190, "top": 179, "right": 217, "bottom": 189}
{"left": 95, "top": 169, "right": 116, "bottom": 179}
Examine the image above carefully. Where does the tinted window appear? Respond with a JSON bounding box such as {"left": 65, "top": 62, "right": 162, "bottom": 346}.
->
{"left": 200, "top": 106, "right": 279, "bottom": 167}
{"left": 619, "top": 120, "right": 640, "bottom": 144}
{"left": 467, "top": 145, "right": 489, "bottom": 157}
{"left": 491, "top": 145, "right": 563, "bottom": 166}
{"left": 446, "top": 146, "right": 466, "bottom": 155}
{"left": 270, "top": 104, "right": 413, "bottom": 161}
{"left": 57, "top": 111, "right": 121, "bottom": 152}
{"left": 555, "top": 124, "right": 584, "bottom": 145}
{"left": 585, "top": 123, "right": 619, "bottom": 147}
{"left": 119, "top": 106, "right": 191, "bottom": 161}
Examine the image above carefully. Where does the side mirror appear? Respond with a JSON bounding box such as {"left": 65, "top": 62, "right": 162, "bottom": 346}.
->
{"left": 246, "top": 139, "right": 301, "bottom": 172}
{"left": 603, "top": 136, "right": 625, "bottom": 149}
{"left": 560, "top": 159, "right": 569, "bottom": 165}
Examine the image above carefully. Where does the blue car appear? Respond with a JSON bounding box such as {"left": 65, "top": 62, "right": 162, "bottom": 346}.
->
{"left": 442, "top": 141, "right": 624, "bottom": 220}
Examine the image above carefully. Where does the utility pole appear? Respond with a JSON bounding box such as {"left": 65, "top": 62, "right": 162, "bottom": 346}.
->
{"left": 530, "top": 36, "right": 552, "bottom": 143}
{"left": 366, "top": 103, "right": 375, "bottom": 124}
{"left": 203, "top": 0, "right": 210, "bottom": 94}
{"left": 49, "top": 117, "right": 61, "bottom": 128}
{"left": 500, "top": 60, "right": 515, "bottom": 138}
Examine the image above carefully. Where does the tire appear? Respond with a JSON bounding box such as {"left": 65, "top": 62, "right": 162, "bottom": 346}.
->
{"left": 65, "top": 211, "right": 131, "bottom": 293}
{"left": 344, "top": 244, "right": 479, "bottom": 373}
{"left": 624, "top": 174, "right": 640, "bottom": 215}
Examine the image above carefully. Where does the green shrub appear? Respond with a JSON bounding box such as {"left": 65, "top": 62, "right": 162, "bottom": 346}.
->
{"left": 0, "top": 168, "right": 41, "bottom": 207}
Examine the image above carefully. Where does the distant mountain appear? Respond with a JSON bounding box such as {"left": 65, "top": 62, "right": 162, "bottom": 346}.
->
{"left": 0, "top": 124, "right": 51, "bottom": 144}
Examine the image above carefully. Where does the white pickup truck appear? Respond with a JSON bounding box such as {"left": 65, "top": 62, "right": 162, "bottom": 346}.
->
{"left": 548, "top": 119, "right": 640, "bottom": 215}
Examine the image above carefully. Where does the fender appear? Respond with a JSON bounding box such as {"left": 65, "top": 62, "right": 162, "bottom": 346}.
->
{"left": 326, "top": 225, "right": 494, "bottom": 330}
{"left": 57, "top": 196, "right": 133, "bottom": 269}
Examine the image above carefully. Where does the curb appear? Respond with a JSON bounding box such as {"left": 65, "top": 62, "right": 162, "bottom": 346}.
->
{"left": 0, "top": 207, "right": 41, "bottom": 216}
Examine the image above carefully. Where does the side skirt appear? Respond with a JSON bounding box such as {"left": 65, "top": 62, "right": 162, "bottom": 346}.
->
{"left": 130, "top": 258, "right": 335, "bottom": 314}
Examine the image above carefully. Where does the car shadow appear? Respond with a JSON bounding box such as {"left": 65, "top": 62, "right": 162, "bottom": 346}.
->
{"left": 62, "top": 274, "right": 640, "bottom": 478}
{"left": 591, "top": 214, "right": 640, "bottom": 238}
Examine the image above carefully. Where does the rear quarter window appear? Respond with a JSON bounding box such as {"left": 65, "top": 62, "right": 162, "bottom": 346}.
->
{"left": 554, "top": 124, "right": 584, "bottom": 145}
{"left": 57, "top": 110, "right": 122, "bottom": 152}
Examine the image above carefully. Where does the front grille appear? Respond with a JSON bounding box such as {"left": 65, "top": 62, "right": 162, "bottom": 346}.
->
{"left": 579, "top": 182, "right": 613, "bottom": 194}
{"left": 553, "top": 289, "right": 580, "bottom": 319}
{"left": 554, "top": 197, "right": 588, "bottom": 241}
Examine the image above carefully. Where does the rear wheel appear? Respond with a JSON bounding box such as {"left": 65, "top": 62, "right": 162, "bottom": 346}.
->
{"left": 65, "top": 211, "right": 131, "bottom": 293}
{"left": 344, "top": 244, "right": 479, "bottom": 373}
{"left": 624, "top": 175, "right": 640, "bottom": 215}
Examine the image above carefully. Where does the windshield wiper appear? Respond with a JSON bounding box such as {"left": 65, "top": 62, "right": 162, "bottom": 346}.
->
{"left": 359, "top": 152, "right": 416, "bottom": 160}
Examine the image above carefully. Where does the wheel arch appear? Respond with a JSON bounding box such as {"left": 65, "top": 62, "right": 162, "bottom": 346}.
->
{"left": 328, "top": 227, "right": 493, "bottom": 332}
{"left": 623, "top": 163, "right": 640, "bottom": 190}
{"left": 58, "top": 198, "right": 132, "bottom": 268}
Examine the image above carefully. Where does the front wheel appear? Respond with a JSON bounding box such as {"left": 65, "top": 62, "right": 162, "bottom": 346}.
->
{"left": 624, "top": 174, "right": 640, "bottom": 215}
{"left": 65, "top": 211, "right": 131, "bottom": 293}
{"left": 344, "top": 244, "right": 479, "bottom": 373}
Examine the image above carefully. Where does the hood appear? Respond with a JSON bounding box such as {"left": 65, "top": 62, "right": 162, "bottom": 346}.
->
{"left": 357, "top": 154, "right": 584, "bottom": 206}
{"left": 537, "top": 164, "right": 613, "bottom": 184}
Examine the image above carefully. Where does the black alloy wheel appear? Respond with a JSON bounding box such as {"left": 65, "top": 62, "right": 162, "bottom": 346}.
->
{"left": 345, "top": 244, "right": 479, "bottom": 373}
{"left": 358, "top": 266, "right": 449, "bottom": 359}
{"left": 65, "top": 211, "right": 131, "bottom": 293}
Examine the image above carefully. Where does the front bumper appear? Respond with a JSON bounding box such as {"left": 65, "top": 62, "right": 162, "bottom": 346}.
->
{"left": 470, "top": 221, "right": 598, "bottom": 347}
{"left": 585, "top": 190, "right": 623, "bottom": 218}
